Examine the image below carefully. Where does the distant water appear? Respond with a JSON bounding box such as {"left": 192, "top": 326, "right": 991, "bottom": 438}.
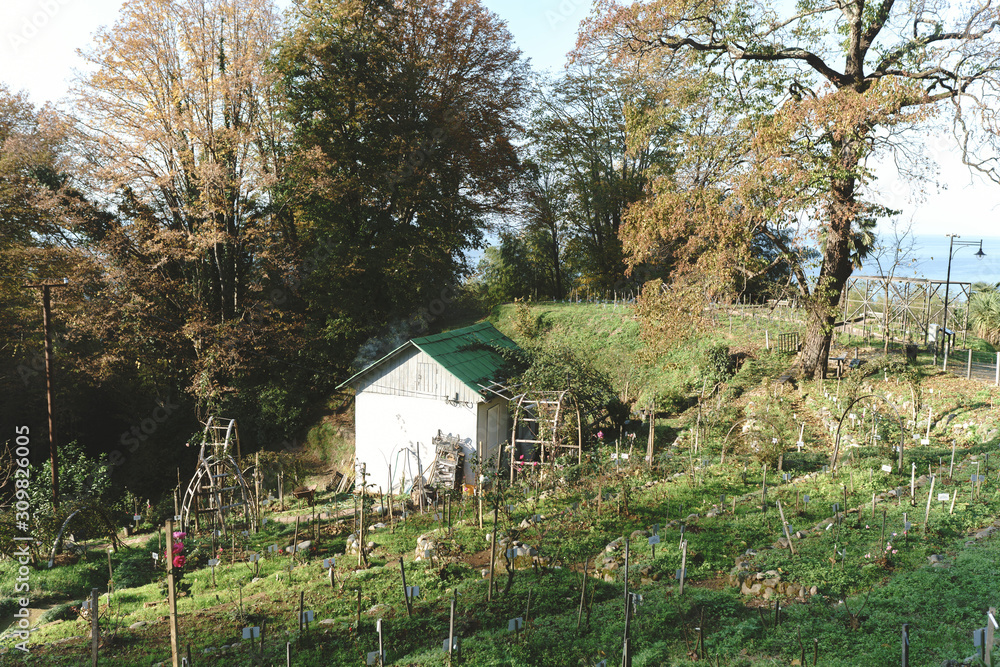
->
{"left": 857, "top": 233, "right": 1000, "bottom": 288}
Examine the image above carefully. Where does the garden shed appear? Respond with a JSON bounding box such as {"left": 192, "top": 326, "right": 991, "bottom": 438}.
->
{"left": 338, "top": 322, "right": 518, "bottom": 494}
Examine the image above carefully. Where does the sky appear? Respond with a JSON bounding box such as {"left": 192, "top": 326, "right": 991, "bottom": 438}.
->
{"left": 1, "top": 0, "right": 998, "bottom": 243}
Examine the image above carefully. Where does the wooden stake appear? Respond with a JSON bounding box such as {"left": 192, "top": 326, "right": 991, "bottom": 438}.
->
{"left": 577, "top": 558, "right": 589, "bottom": 633}
{"left": 949, "top": 440, "right": 956, "bottom": 480}
{"left": 679, "top": 541, "right": 688, "bottom": 595}
{"left": 487, "top": 499, "right": 498, "bottom": 602}
{"left": 776, "top": 500, "right": 795, "bottom": 555}
{"left": 90, "top": 588, "right": 99, "bottom": 667}
{"left": 448, "top": 596, "right": 456, "bottom": 664}
{"left": 924, "top": 475, "right": 936, "bottom": 531}
{"left": 165, "top": 519, "right": 181, "bottom": 667}
{"left": 400, "top": 556, "right": 413, "bottom": 617}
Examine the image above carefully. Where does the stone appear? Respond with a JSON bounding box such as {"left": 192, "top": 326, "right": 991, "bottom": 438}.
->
{"left": 928, "top": 554, "right": 944, "bottom": 564}
{"left": 129, "top": 621, "right": 147, "bottom": 630}
{"left": 809, "top": 586, "right": 819, "bottom": 596}
{"left": 285, "top": 540, "right": 312, "bottom": 554}
{"left": 762, "top": 586, "right": 776, "bottom": 599}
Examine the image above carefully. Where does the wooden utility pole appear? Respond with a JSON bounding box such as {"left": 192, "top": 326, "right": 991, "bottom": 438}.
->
{"left": 25, "top": 280, "right": 67, "bottom": 509}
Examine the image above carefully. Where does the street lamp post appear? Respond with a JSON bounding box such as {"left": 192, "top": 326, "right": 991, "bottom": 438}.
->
{"left": 941, "top": 234, "right": 985, "bottom": 353}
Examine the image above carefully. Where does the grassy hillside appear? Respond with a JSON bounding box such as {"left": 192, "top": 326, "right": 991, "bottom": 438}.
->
{"left": 6, "top": 303, "right": 1000, "bottom": 666}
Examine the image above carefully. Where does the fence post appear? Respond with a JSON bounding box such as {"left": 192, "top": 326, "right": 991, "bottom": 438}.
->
{"left": 968, "top": 349, "right": 973, "bottom": 380}
{"left": 943, "top": 341, "right": 949, "bottom": 372}
{"left": 995, "top": 352, "right": 999, "bottom": 387}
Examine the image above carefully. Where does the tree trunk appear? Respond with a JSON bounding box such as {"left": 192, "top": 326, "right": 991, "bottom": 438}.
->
{"left": 799, "top": 141, "right": 859, "bottom": 379}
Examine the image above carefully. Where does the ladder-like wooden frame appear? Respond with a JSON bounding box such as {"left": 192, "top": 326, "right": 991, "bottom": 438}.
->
{"left": 509, "top": 389, "right": 582, "bottom": 483}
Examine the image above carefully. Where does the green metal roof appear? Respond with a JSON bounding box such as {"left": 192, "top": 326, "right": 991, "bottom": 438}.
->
{"left": 338, "top": 321, "right": 519, "bottom": 396}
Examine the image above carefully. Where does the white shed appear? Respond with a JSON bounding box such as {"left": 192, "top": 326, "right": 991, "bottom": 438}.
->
{"left": 338, "top": 322, "right": 517, "bottom": 493}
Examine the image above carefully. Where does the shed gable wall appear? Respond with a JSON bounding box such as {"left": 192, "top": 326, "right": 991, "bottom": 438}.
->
{"left": 356, "top": 346, "right": 482, "bottom": 403}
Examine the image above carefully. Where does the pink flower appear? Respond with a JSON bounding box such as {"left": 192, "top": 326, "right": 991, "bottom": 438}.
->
{"left": 597, "top": 431, "right": 604, "bottom": 440}
{"left": 173, "top": 555, "right": 186, "bottom": 569}
{"left": 172, "top": 531, "right": 187, "bottom": 539}
{"left": 172, "top": 542, "right": 184, "bottom": 554}
{"left": 892, "top": 549, "right": 898, "bottom": 554}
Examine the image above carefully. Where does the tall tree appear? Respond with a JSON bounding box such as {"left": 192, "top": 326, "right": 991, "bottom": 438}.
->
{"left": 527, "top": 67, "right": 668, "bottom": 292}
{"left": 275, "top": 0, "right": 529, "bottom": 360}
{"left": 72, "top": 0, "right": 294, "bottom": 412}
{"left": 584, "top": 0, "right": 1000, "bottom": 377}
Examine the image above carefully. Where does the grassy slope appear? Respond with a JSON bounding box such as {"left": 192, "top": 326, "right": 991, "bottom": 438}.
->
{"left": 5, "top": 303, "right": 1000, "bottom": 666}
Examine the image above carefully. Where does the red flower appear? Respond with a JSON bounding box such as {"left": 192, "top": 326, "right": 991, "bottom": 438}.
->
{"left": 173, "top": 555, "right": 186, "bottom": 569}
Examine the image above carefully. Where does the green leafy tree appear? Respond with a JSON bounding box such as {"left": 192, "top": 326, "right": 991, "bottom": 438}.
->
{"left": 275, "top": 0, "right": 529, "bottom": 360}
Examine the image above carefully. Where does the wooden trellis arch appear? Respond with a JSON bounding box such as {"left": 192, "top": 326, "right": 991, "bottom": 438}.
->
{"left": 509, "top": 389, "right": 583, "bottom": 483}
{"left": 180, "top": 417, "right": 257, "bottom": 535}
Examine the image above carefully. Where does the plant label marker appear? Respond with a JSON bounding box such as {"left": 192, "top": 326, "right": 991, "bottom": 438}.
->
{"left": 804, "top": 495, "right": 810, "bottom": 503}
{"left": 508, "top": 617, "right": 523, "bottom": 633}
{"left": 268, "top": 544, "right": 279, "bottom": 554}
{"left": 173, "top": 514, "right": 181, "bottom": 522}
{"left": 243, "top": 626, "right": 260, "bottom": 639}
{"left": 151, "top": 551, "right": 159, "bottom": 562}
{"left": 241, "top": 530, "right": 249, "bottom": 537}
{"left": 208, "top": 558, "right": 219, "bottom": 585}
{"left": 406, "top": 585, "right": 420, "bottom": 599}
{"left": 937, "top": 493, "right": 949, "bottom": 502}
{"left": 882, "top": 465, "right": 892, "bottom": 473}
{"left": 366, "top": 651, "right": 383, "bottom": 666}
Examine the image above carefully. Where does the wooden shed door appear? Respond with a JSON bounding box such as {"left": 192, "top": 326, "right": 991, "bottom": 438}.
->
{"left": 487, "top": 404, "right": 501, "bottom": 456}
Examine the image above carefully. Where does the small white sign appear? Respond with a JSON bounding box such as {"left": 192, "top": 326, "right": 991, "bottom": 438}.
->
{"left": 242, "top": 626, "right": 260, "bottom": 639}
{"left": 82, "top": 600, "right": 92, "bottom": 611}
{"left": 507, "top": 617, "right": 523, "bottom": 632}
{"left": 173, "top": 515, "right": 181, "bottom": 522}
{"left": 443, "top": 638, "right": 459, "bottom": 651}
{"left": 938, "top": 493, "right": 950, "bottom": 502}
{"left": 268, "top": 544, "right": 279, "bottom": 553}
{"left": 248, "top": 553, "right": 260, "bottom": 563}
{"left": 323, "top": 558, "right": 335, "bottom": 568}
{"left": 300, "top": 610, "right": 315, "bottom": 622}
{"left": 771, "top": 438, "right": 778, "bottom": 444}
{"left": 881, "top": 465, "right": 893, "bottom": 473}
{"left": 921, "top": 438, "right": 930, "bottom": 445}
{"left": 133, "top": 514, "right": 142, "bottom": 522}
{"left": 648, "top": 535, "right": 660, "bottom": 546}
{"left": 406, "top": 585, "right": 420, "bottom": 599}
{"left": 151, "top": 552, "right": 159, "bottom": 561}
{"left": 207, "top": 558, "right": 220, "bottom": 567}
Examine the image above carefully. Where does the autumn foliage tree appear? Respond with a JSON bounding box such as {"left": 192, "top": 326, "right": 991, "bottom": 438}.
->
{"left": 583, "top": 0, "right": 1000, "bottom": 377}
{"left": 72, "top": 0, "right": 299, "bottom": 418}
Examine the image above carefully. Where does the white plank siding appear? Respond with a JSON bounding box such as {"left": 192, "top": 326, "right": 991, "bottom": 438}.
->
{"left": 355, "top": 347, "right": 482, "bottom": 404}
